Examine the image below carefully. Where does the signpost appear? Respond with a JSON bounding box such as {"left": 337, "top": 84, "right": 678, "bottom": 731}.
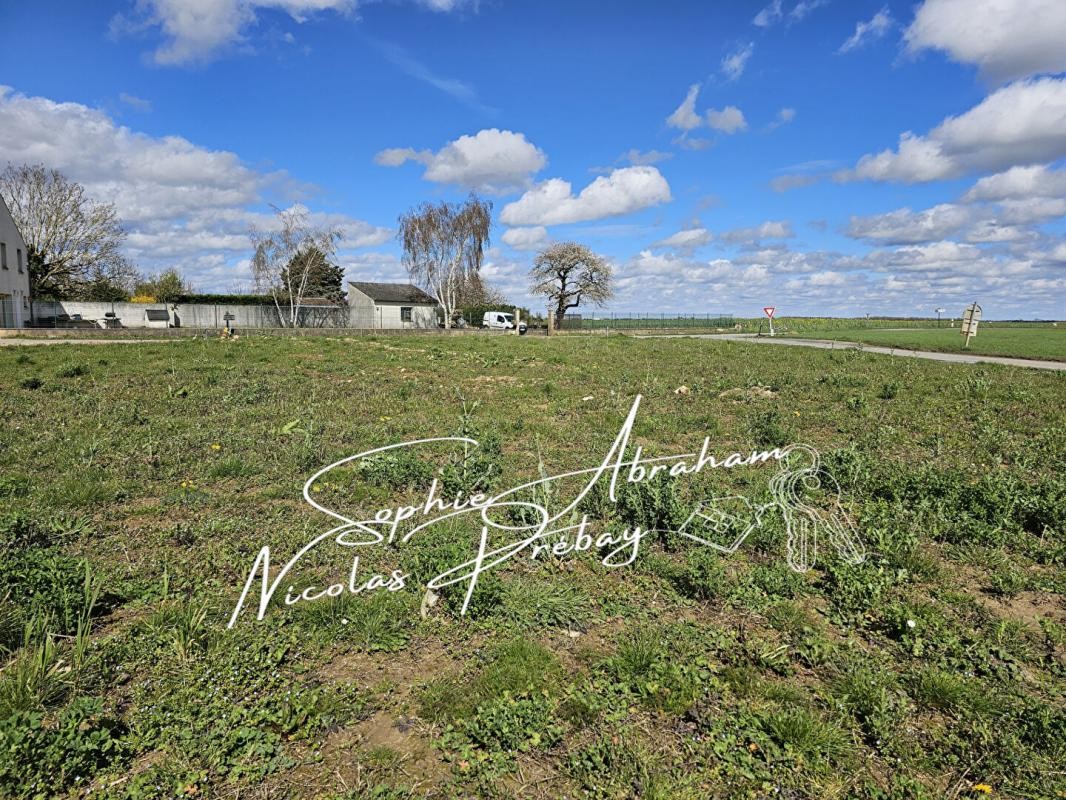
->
{"left": 935, "top": 307, "right": 945, "bottom": 328}
{"left": 960, "top": 302, "right": 981, "bottom": 348}
{"left": 763, "top": 306, "right": 776, "bottom": 337}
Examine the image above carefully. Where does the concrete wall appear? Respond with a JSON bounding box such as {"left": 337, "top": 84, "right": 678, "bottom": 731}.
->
{"left": 29, "top": 300, "right": 350, "bottom": 329}
{"left": 0, "top": 197, "right": 30, "bottom": 328}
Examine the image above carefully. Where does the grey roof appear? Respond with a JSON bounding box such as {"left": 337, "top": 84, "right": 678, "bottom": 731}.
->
{"left": 348, "top": 282, "right": 438, "bottom": 304}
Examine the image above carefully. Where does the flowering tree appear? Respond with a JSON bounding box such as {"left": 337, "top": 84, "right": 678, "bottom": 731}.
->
{"left": 530, "top": 242, "right": 613, "bottom": 326}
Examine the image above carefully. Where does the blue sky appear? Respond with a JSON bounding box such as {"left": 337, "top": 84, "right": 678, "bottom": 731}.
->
{"left": 1, "top": 0, "right": 1064, "bottom": 318}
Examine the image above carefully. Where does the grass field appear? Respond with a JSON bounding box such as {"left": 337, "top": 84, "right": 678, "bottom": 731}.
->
{"left": 1, "top": 334, "right": 1064, "bottom": 799}
{"left": 786, "top": 326, "right": 1066, "bottom": 362}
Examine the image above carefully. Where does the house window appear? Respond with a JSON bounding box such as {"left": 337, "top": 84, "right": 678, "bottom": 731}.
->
{"left": 1, "top": 243, "right": 6, "bottom": 269}
{"left": 16, "top": 249, "right": 23, "bottom": 273}
{"left": 400, "top": 306, "right": 413, "bottom": 322}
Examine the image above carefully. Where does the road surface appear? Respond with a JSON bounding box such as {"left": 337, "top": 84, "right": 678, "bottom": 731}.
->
{"left": 648, "top": 333, "right": 1066, "bottom": 372}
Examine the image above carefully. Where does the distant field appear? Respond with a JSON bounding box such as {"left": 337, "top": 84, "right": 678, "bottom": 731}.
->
{"left": 788, "top": 326, "right": 1066, "bottom": 362}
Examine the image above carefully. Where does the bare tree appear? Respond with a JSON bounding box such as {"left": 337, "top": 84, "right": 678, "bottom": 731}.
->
{"left": 530, "top": 242, "right": 613, "bottom": 325}
{"left": 0, "top": 163, "right": 127, "bottom": 298}
{"left": 250, "top": 206, "right": 340, "bottom": 327}
{"left": 397, "top": 195, "right": 491, "bottom": 328}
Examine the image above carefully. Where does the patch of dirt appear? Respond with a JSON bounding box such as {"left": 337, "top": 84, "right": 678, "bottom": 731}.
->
{"left": 976, "top": 589, "right": 1065, "bottom": 630}
{"left": 315, "top": 636, "right": 454, "bottom": 697}
{"left": 718, "top": 385, "right": 777, "bottom": 401}
{"left": 282, "top": 711, "right": 451, "bottom": 798}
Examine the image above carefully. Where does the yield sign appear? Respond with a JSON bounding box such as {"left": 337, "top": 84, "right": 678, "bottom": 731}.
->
{"left": 763, "top": 306, "right": 776, "bottom": 319}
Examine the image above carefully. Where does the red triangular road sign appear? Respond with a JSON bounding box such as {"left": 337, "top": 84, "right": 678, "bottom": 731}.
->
{"left": 763, "top": 306, "right": 776, "bottom": 318}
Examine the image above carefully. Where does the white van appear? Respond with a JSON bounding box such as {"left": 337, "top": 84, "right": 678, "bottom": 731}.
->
{"left": 482, "top": 310, "right": 527, "bottom": 334}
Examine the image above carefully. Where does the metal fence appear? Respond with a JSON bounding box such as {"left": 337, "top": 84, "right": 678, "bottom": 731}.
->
{"left": 557, "top": 312, "right": 736, "bottom": 331}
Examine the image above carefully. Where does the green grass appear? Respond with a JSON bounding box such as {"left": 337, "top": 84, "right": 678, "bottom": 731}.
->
{"left": 0, "top": 334, "right": 1064, "bottom": 799}
{"left": 787, "top": 325, "right": 1066, "bottom": 361}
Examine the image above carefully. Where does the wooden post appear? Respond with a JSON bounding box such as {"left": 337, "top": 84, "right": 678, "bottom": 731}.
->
{"left": 547, "top": 308, "right": 554, "bottom": 336}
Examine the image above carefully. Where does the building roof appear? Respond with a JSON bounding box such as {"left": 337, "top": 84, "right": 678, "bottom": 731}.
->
{"left": 348, "top": 282, "right": 438, "bottom": 304}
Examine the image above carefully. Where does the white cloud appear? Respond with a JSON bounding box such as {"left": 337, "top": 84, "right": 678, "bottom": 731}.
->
{"left": 500, "top": 166, "right": 671, "bottom": 226}
{"left": 119, "top": 92, "right": 152, "bottom": 111}
{"left": 0, "top": 86, "right": 388, "bottom": 289}
{"left": 753, "top": 0, "right": 783, "bottom": 27}
{"left": 721, "top": 220, "right": 794, "bottom": 243}
{"left": 964, "top": 164, "right": 1066, "bottom": 202}
{"left": 373, "top": 147, "right": 431, "bottom": 167}
{"left": 905, "top": 0, "right": 1066, "bottom": 83}
{"left": 847, "top": 203, "right": 976, "bottom": 244}
{"left": 789, "top": 0, "right": 827, "bottom": 22}
{"left": 808, "top": 270, "right": 847, "bottom": 286}
{"left": 622, "top": 148, "right": 673, "bottom": 166}
{"left": 840, "top": 77, "right": 1066, "bottom": 183}
{"left": 653, "top": 227, "right": 713, "bottom": 252}
{"left": 666, "top": 84, "right": 703, "bottom": 131}
{"left": 501, "top": 226, "right": 550, "bottom": 251}
{"left": 838, "top": 8, "right": 892, "bottom": 53}
{"left": 767, "top": 107, "right": 796, "bottom": 130}
{"left": 721, "top": 43, "right": 754, "bottom": 81}
{"left": 374, "top": 129, "right": 547, "bottom": 193}
{"left": 706, "top": 106, "right": 747, "bottom": 134}
{"left": 111, "top": 0, "right": 358, "bottom": 65}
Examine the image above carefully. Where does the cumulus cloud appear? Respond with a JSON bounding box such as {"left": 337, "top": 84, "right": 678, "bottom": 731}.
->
{"left": 721, "top": 220, "right": 794, "bottom": 243}
{"left": 501, "top": 225, "right": 550, "bottom": 251}
{"left": 652, "top": 227, "right": 713, "bottom": 252}
{"left": 721, "top": 43, "right": 754, "bottom": 80}
{"left": 0, "top": 86, "right": 389, "bottom": 289}
{"left": 839, "top": 77, "right": 1066, "bottom": 183}
{"left": 847, "top": 204, "right": 976, "bottom": 244}
{"left": 499, "top": 166, "right": 672, "bottom": 226}
{"left": 838, "top": 8, "right": 892, "bottom": 53}
{"left": 374, "top": 129, "right": 546, "bottom": 193}
{"left": 666, "top": 84, "right": 703, "bottom": 131}
{"left": 706, "top": 106, "right": 747, "bottom": 134}
{"left": 905, "top": 0, "right": 1066, "bottom": 83}
{"left": 963, "top": 164, "right": 1066, "bottom": 202}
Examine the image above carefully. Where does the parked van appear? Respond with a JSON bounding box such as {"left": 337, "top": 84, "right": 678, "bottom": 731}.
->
{"left": 482, "top": 310, "right": 527, "bottom": 334}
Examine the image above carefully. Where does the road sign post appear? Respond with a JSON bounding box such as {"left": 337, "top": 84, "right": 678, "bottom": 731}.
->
{"left": 936, "top": 307, "right": 945, "bottom": 328}
{"left": 960, "top": 302, "right": 981, "bottom": 348}
{"left": 763, "top": 306, "right": 776, "bottom": 337}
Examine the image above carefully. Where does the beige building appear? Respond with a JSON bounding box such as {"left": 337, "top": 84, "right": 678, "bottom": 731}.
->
{"left": 0, "top": 196, "right": 30, "bottom": 328}
{"left": 348, "top": 282, "right": 439, "bottom": 329}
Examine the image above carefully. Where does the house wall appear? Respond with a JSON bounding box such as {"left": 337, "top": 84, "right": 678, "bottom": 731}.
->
{"left": 360, "top": 302, "right": 437, "bottom": 329}
{"left": 0, "top": 198, "right": 30, "bottom": 328}
{"left": 348, "top": 288, "right": 439, "bottom": 329}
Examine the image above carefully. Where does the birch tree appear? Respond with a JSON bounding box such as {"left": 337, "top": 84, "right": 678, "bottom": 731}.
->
{"left": 250, "top": 206, "right": 340, "bottom": 328}
{"left": 397, "top": 195, "right": 491, "bottom": 328}
{"left": 530, "top": 242, "right": 613, "bottom": 325}
{"left": 0, "top": 163, "right": 127, "bottom": 298}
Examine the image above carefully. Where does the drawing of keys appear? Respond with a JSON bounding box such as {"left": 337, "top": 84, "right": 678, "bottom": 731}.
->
{"left": 769, "top": 444, "right": 867, "bottom": 572}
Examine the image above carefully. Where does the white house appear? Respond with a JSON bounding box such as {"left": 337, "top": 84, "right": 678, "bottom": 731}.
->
{"left": 0, "top": 195, "right": 31, "bottom": 328}
{"left": 348, "top": 282, "right": 439, "bottom": 329}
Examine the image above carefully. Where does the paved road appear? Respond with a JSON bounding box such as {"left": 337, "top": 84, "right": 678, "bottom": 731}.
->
{"left": 655, "top": 333, "right": 1066, "bottom": 372}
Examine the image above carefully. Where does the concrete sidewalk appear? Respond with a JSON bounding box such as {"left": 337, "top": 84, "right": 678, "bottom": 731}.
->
{"left": 652, "top": 333, "right": 1066, "bottom": 372}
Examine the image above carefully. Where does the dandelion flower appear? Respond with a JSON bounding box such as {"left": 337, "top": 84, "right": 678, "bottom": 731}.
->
{"left": 210, "top": 443, "right": 221, "bottom": 451}
{"left": 972, "top": 784, "right": 992, "bottom": 794}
